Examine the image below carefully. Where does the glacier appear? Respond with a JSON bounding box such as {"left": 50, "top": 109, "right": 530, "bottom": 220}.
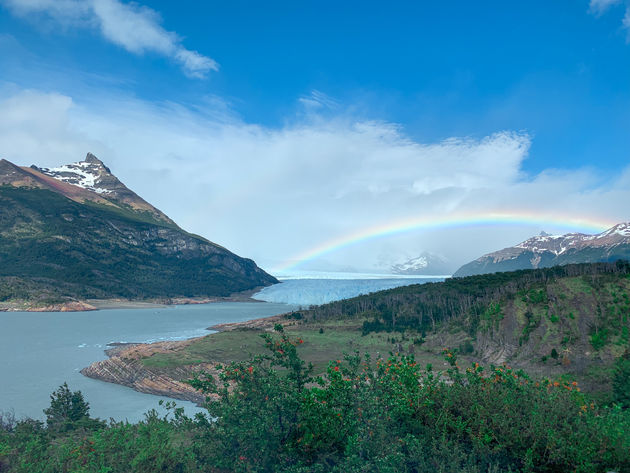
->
{"left": 253, "top": 274, "right": 445, "bottom": 306}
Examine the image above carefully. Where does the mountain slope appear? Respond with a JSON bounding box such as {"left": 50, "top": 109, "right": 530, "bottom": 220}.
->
{"left": 31, "top": 153, "right": 175, "bottom": 225}
{"left": 304, "top": 262, "right": 630, "bottom": 393}
{"left": 454, "top": 224, "right": 630, "bottom": 277}
{"left": 0, "top": 154, "right": 277, "bottom": 307}
{"left": 84, "top": 262, "right": 630, "bottom": 404}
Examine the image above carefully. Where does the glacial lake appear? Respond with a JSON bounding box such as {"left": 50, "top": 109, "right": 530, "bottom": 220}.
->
{"left": 0, "top": 302, "right": 294, "bottom": 422}
{"left": 0, "top": 276, "right": 445, "bottom": 423}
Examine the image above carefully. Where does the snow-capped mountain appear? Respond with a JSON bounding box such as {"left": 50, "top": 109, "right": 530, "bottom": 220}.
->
{"left": 0, "top": 153, "right": 277, "bottom": 302}
{"left": 35, "top": 153, "right": 115, "bottom": 195}
{"left": 454, "top": 223, "right": 630, "bottom": 277}
{"left": 29, "top": 153, "right": 174, "bottom": 224}
{"left": 390, "top": 252, "right": 452, "bottom": 275}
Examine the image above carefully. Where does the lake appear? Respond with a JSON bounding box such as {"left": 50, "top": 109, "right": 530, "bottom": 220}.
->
{"left": 0, "top": 302, "right": 294, "bottom": 422}
{"left": 0, "top": 275, "right": 444, "bottom": 422}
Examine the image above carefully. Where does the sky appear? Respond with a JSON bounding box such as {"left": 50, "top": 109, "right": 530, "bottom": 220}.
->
{"left": 0, "top": 0, "right": 629, "bottom": 274}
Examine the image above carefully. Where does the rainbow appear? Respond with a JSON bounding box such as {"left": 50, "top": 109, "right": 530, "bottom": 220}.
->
{"left": 272, "top": 211, "right": 618, "bottom": 273}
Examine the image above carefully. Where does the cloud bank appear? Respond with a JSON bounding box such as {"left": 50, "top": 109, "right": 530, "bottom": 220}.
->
{"left": 1, "top": 0, "right": 217, "bottom": 77}
{"left": 0, "top": 87, "right": 627, "bottom": 273}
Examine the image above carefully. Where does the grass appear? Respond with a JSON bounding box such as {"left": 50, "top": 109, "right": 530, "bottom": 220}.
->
{"left": 142, "top": 319, "right": 447, "bottom": 375}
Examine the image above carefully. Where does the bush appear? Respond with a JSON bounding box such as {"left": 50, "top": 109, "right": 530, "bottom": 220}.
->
{"left": 613, "top": 351, "right": 630, "bottom": 408}
{"left": 1, "top": 334, "right": 629, "bottom": 472}
{"left": 188, "top": 329, "right": 630, "bottom": 473}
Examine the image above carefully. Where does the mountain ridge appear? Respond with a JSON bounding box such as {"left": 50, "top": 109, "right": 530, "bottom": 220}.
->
{"left": 0, "top": 153, "right": 277, "bottom": 310}
{"left": 454, "top": 223, "right": 630, "bottom": 277}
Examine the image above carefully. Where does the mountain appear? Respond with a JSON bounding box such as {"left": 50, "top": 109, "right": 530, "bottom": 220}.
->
{"left": 453, "top": 223, "right": 630, "bottom": 277}
{"left": 390, "top": 251, "right": 452, "bottom": 275}
{"left": 0, "top": 153, "right": 277, "bottom": 308}
{"left": 30, "top": 153, "right": 175, "bottom": 225}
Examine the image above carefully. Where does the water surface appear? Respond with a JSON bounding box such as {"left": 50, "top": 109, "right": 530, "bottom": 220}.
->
{"left": 1, "top": 276, "right": 445, "bottom": 422}
{"left": 0, "top": 302, "right": 293, "bottom": 422}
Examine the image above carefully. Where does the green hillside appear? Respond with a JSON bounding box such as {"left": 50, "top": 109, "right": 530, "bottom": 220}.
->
{"left": 0, "top": 186, "right": 276, "bottom": 305}
{"left": 114, "top": 262, "right": 630, "bottom": 405}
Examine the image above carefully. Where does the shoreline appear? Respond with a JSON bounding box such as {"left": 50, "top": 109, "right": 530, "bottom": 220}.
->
{"left": 80, "top": 312, "right": 287, "bottom": 404}
{"left": 0, "top": 287, "right": 269, "bottom": 313}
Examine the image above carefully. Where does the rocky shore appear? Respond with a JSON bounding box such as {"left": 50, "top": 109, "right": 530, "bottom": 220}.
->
{"left": 81, "top": 313, "right": 288, "bottom": 404}
{"left": 0, "top": 300, "right": 97, "bottom": 312}
{"left": 80, "top": 340, "right": 215, "bottom": 404}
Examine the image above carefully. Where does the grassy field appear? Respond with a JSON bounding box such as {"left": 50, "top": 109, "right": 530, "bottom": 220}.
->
{"left": 142, "top": 318, "right": 447, "bottom": 375}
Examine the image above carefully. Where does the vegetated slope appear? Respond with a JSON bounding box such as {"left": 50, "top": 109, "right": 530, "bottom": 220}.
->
{"left": 454, "top": 224, "right": 630, "bottom": 277}
{"left": 85, "top": 262, "right": 630, "bottom": 405}
{"left": 0, "top": 166, "right": 277, "bottom": 304}
{"left": 305, "top": 262, "right": 630, "bottom": 388}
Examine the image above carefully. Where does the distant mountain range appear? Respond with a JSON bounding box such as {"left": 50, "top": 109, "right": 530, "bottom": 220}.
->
{"left": 454, "top": 223, "right": 630, "bottom": 277}
{"left": 0, "top": 153, "right": 277, "bottom": 308}
{"left": 390, "top": 251, "right": 452, "bottom": 275}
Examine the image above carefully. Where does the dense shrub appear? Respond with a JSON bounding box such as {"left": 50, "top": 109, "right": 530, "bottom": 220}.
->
{"left": 189, "top": 328, "right": 630, "bottom": 473}
{"left": 2, "top": 330, "right": 629, "bottom": 472}
{"left": 613, "top": 350, "right": 630, "bottom": 408}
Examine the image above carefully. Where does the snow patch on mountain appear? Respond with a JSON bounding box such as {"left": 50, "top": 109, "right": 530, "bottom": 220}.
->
{"left": 454, "top": 221, "right": 630, "bottom": 277}
{"left": 601, "top": 222, "right": 630, "bottom": 237}
{"left": 39, "top": 161, "right": 113, "bottom": 194}
{"left": 390, "top": 251, "right": 452, "bottom": 275}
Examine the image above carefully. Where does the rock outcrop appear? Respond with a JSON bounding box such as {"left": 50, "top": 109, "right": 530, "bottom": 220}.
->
{"left": 81, "top": 341, "right": 217, "bottom": 404}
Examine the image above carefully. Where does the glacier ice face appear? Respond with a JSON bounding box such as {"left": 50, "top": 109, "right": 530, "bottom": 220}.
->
{"left": 253, "top": 277, "right": 445, "bottom": 306}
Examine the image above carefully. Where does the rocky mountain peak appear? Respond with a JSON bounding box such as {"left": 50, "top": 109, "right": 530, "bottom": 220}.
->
{"left": 454, "top": 221, "right": 630, "bottom": 277}
{"left": 390, "top": 251, "right": 452, "bottom": 275}
{"left": 33, "top": 153, "right": 118, "bottom": 195}
{"left": 84, "top": 152, "right": 112, "bottom": 171}
{"left": 601, "top": 222, "right": 630, "bottom": 238}
{"left": 25, "top": 153, "right": 176, "bottom": 225}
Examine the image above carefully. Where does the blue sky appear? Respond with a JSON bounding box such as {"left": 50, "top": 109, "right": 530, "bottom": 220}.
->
{"left": 2, "top": 1, "right": 629, "bottom": 172}
{"left": 0, "top": 0, "right": 629, "bottom": 272}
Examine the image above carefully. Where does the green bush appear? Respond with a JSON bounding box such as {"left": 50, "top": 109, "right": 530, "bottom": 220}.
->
{"left": 2, "top": 334, "right": 629, "bottom": 472}
{"left": 613, "top": 351, "right": 630, "bottom": 408}
{"left": 188, "top": 329, "right": 630, "bottom": 473}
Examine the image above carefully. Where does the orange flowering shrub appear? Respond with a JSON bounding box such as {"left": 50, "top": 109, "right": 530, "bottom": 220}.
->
{"left": 187, "top": 332, "right": 630, "bottom": 472}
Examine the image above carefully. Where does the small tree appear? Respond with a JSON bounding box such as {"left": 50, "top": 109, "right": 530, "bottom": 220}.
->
{"left": 613, "top": 350, "right": 630, "bottom": 408}
{"left": 43, "top": 383, "right": 91, "bottom": 431}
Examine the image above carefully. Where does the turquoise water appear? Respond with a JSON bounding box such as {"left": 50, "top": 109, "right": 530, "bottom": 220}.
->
{"left": 0, "top": 276, "right": 442, "bottom": 423}
{"left": 0, "top": 302, "right": 293, "bottom": 422}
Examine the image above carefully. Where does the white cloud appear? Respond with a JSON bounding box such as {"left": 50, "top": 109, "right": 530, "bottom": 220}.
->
{"left": 0, "top": 0, "right": 90, "bottom": 23}
{"left": 588, "top": 0, "right": 630, "bottom": 41}
{"left": 0, "top": 88, "right": 627, "bottom": 273}
{"left": 589, "top": 0, "right": 622, "bottom": 15}
{"left": 1, "top": 0, "right": 218, "bottom": 77}
{"left": 298, "top": 90, "right": 340, "bottom": 111}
